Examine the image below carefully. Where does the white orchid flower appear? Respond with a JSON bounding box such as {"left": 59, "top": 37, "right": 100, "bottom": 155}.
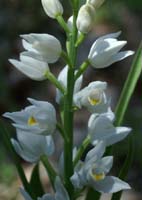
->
{"left": 21, "top": 33, "right": 62, "bottom": 63}
{"left": 9, "top": 53, "right": 49, "bottom": 81}
{"left": 87, "top": 0, "right": 105, "bottom": 8}
{"left": 56, "top": 66, "right": 83, "bottom": 103}
{"left": 20, "top": 177, "right": 70, "bottom": 200}
{"left": 88, "top": 31, "right": 134, "bottom": 68}
{"left": 11, "top": 131, "right": 54, "bottom": 163}
{"left": 77, "top": 4, "right": 95, "bottom": 34}
{"left": 74, "top": 81, "right": 110, "bottom": 113}
{"left": 88, "top": 111, "right": 131, "bottom": 146}
{"left": 71, "top": 141, "right": 131, "bottom": 193}
{"left": 3, "top": 98, "right": 56, "bottom": 135}
{"left": 41, "top": 0, "right": 63, "bottom": 19}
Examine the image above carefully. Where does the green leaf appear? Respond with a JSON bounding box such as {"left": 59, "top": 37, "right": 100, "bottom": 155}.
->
{"left": 111, "top": 136, "right": 135, "bottom": 200}
{"left": 85, "top": 188, "right": 101, "bottom": 200}
{"left": 0, "top": 118, "right": 36, "bottom": 199}
{"left": 30, "top": 164, "right": 44, "bottom": 197}
{"left": 115, "top": 42, "right": 142, "bottom": 126}
{"left": 111, "top": 42, "right": 142, "bottom": 200}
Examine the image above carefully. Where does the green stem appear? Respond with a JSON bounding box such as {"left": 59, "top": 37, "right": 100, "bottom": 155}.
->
{"left": 63, "top": 1, "right": 79, "bottom": 198}
{"left": 45, "top": 71, "right": 65, "bottom": 94}
{"left": 0, "top": 119, "right": 35, "bottom": 199}
{"left": 74, "top": 136, "right": 90, "bottom": 166}
{"left": 56, "top": 15, "right": 70, "bottom": 34}
{"left": 115, "top": 42, "right": 142, "bottom": 126}
{"left": 61, "top": 50, "right": 72, "bottom": 67}
{"left": 40, "top": 155, "right": 57, "bottom": 189}
{"left": 75, "top": 60, "right": 90, "bottom": 80}
{"left": 56, "top": 122, "right": 69, "bottom": 142}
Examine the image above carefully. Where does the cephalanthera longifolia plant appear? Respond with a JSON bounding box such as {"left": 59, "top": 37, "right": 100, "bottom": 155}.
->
{"left": 1, "top": 0, "right": 142, "bottom": 200}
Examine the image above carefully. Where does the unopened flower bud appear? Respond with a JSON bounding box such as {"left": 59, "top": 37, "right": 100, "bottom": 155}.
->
{"left": 87, "top": 0, "right": 105, "bottom": 8}
{"left": 77, "top": 4, "right": 95, "bottom": 34}
{"left": 41, "top": 0, "right": 63, "bottom": 19}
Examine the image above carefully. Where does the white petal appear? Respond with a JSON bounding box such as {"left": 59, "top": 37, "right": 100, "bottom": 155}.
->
{"left": 85, "top": 141, "right": 106, "bottom": 163}
{"left": 96, "top": 156, "right": 113, "bottom": 174}
{"left": 11, "top": 139, "right": 39, "bottom": 163}
{"left": 110, "top": 50, "right": 135, "bottom": 64}
{"left": 9, "top": 58, "right": 47, "bottom": 81}
{"left": 21, "top": 34, "right": 62, "bottom": 63}
{"left": 88, "top": 31, "right": 121, "bottom": 58}
{"left": 22, "top": 39, "right": 36, "bottom": 52}
{"left": 91, "top": 176, "right": 131, "bottom": 193}
{"left": 104, "top": 127, "right": 131, "bottom": 146}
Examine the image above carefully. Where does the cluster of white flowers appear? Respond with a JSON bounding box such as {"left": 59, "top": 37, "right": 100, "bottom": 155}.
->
{"left": 3, "top": 0, "right": 135, "bottom": 199}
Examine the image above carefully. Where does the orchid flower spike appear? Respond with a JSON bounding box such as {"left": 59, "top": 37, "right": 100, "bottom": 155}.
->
{"left": 56, "top": 66, "right": 83, "bottom": 103}
{"left": 11, "top": 132, "right": 54, "bottom": 163}
{"left": 88, "top": 111, "right": 132, "bottom": 146}
{"left": 88, "top": 31, "right": 134, "bottom": 68}
{"left": 74, "top": 81, "right": 110, "bottom": 113}
{"left": 9, "top": 53, "right": 49, "bottom": 81}
{"left": 21, "top": 33, "right": 62, "bottom": 63}
{"left": 41, "top": 0, "right": 63, "bottom": 19}
{"left": 3, "top": 98, "right": 56, "bottom": 135}
{"left": 77, "top": 4, "right": 95, "bottom": 34}
{"left": 71, "top": 141, "right": 131, "bottom": 193}
{"left": 20, "top": 177, "right": 70, "bottom": 200}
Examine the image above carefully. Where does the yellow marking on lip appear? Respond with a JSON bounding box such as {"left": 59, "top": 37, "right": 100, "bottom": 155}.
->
{"left": 28, "top": 116, "right": 38, "bottom": 126}
{"left": 88, "top": 97, "right": 101, "bottom": 106}
{"left": 92, "top": 172, "right": 105, "bottom": 181}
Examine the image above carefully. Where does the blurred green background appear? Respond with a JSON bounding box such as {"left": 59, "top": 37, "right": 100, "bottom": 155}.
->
{"left": 0, "top": 0, "right": 142, "bottom": 199}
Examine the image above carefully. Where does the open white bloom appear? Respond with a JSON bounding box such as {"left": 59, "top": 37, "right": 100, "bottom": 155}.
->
{"left": 56, "top": 66, "right": 83, "bottom": 103}
{"left": 88, "top": 31, "right": 134, "bottom": 68}
{"left": 20, "top": 177, "right": 70, "bottom": 200}
{"left": 9, "top": 53, "right": 49, "bottom": 81}
{"left": 41, "top": 0, "right": 63, "bottom": 19}
{"left": 88, "top": 111, "right": 131, "bottom": 146}
{"left": 74, "top": 81, "right": 110, "bottom": 113}
{"left": 87, "top": 0, "right": 105, "bottom": 8}
{"left": 71, "top": 141, "right": 131, "bottom": 193}
{"left": 3, "top": 98, "right": 56, "bottom": 135}
{"left": 77, "top": 4, "right": 95, "bottom": 34}
{"left": 12, "top": 131, "right": 54, "bottom": 163}
{"left": 21, "top": 33, "right": 62, "bottom": 63}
